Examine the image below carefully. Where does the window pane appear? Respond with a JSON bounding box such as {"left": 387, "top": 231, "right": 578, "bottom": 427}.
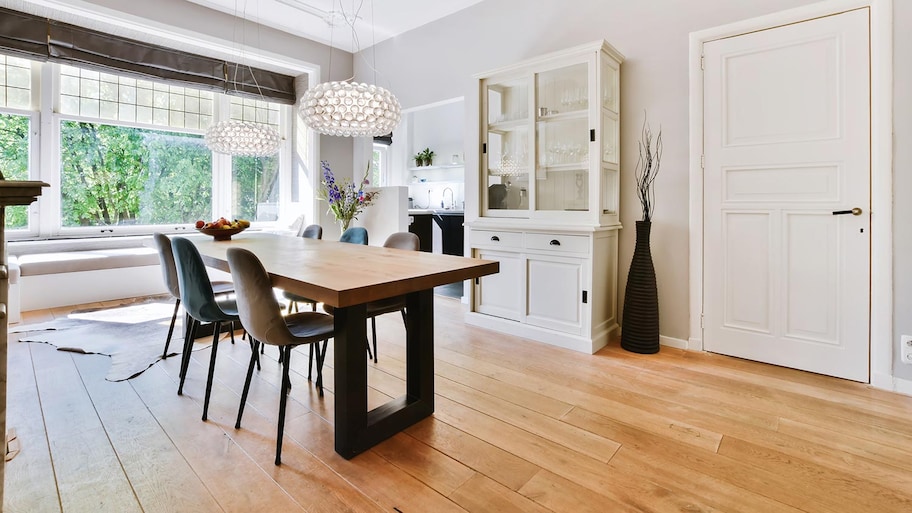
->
{"left": 59, "top": 120, "right": 212, "bottom": 227}
{"left": 232, "top": 155, "right": 279, "bottom": 222}
{"left": 0, "top": 55, "right": 31, "bottom": 109}
{"left": 0, "top": 113, "right": 31, "bottom": 229}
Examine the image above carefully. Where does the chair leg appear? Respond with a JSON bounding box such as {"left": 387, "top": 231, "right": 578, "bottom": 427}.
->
{"left": 163, "top": 298, "right": 181, "bottom": 359}
{"left": 178, "top": 317, "right": 198, "bottom": 395}
{"left": 248, "top": 338, "right": 261, "bottom": 371}
{"left": 307, "top": 344, "right": 314, "bottom": 381}
{"left": 236, "top": 339, "right": 258, "bottom": 429}
{"left": 314, "top": 339, "right": 327, "bottom": 397}
{"left": 229, "top": 321, "right": 236, "bottom": 344}
{"left": 370, "top": 317, "right": 378, "bottom": 364}
{"left": 202, "top": 322, "right": 221, "bottom": 421}
{"left": 276, "top": 346, "right": 292, "bottom": 465}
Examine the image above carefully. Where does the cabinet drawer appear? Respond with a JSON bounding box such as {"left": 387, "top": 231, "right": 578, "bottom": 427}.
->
{"left": 470, "top": 229, "right": 523, "bottom": 249}
{"left": 524, "top": 233, "right": 589, "bottom": 254}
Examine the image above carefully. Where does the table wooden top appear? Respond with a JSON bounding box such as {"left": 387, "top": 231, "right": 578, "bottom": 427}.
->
{"left": 192, "top": 233, "right": 498, "bottom": 308}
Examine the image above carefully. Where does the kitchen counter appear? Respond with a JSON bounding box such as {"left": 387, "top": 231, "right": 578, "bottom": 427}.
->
{"left": 408, "top": 209, "right": 465, "bottom": 256}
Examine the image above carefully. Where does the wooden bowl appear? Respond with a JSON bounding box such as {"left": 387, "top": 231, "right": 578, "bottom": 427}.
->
{"left": 196, "top": 226, "right": 247, "bottom": 241}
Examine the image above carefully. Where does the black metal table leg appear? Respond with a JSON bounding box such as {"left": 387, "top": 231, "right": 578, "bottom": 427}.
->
{"left": 332, "top": 289, "right": 435, "bottom": 459}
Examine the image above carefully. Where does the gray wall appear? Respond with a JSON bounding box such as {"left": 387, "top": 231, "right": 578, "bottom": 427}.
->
{"left": 357, "top": 0, "right": 911, "bottom": 379}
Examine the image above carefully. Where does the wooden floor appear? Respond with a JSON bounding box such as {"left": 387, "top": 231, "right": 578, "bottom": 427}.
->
{"left": 6, "top": 296, "right": 912, "bottom": 512}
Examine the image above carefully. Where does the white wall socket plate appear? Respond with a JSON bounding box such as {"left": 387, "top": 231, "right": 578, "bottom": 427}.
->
{"left": 902, "top": 335, "right": 912, "bottom": 364}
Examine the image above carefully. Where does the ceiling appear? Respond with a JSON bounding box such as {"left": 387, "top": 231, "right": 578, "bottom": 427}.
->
{"left": 184, "top": 0, "right": 484, "bottom": 53}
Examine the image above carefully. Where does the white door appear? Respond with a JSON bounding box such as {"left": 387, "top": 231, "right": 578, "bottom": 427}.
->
{"left": 703, "top": 9, "right": 870, "bottom": 381}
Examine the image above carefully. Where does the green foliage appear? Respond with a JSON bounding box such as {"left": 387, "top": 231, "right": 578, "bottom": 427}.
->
{"left": 0, "top": 114, "right": 31, "bottom": 229}
{"left": 59, "top": 121, "right": 213, "bottom": 227}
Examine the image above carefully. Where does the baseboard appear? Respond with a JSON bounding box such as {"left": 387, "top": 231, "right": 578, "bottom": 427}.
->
{"left": 892, "top": 376, "right": 912, "bottom": 397}
{"left": 870, "top": 371, "right": 895, "bottom": 391}
{"left": 660, "top": 335, "right": 689, "bottom": 350}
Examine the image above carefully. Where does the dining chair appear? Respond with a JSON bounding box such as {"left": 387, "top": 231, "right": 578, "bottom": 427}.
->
{"left": 152, "top": 232, "right": 234, "bottom": 359}
{"left": 324, "top": 231, "right": 418, "bottom": 363}
{"left": 340, "top": 226, "right": 368, "bottom": 245}
{"left": 171, "top": 236, "right": 241, "bottom": 421}
{"left": 284, "top": 224, "right": 322, "bottom": 313}
{"left": 227, "top": 246, "right": 335, "bottom": 465}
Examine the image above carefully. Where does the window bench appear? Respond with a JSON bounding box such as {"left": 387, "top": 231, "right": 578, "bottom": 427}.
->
{"left": 7, "top": 237, "right": 169, "bottom": 319}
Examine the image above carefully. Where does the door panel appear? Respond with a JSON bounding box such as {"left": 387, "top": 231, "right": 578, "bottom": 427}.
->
{"left": 703, "top": 8, "right": 870, "bottom": 381}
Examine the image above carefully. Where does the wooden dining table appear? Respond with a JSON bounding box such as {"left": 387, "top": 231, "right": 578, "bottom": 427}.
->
{"left": 191, "top": 232, "right": 498, "bottom": 459}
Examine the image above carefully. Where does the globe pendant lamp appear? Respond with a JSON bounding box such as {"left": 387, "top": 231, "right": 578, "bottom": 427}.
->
{"left": 299, "top": 0, "right": 401, "bottom": 137}
{"left": 205, "top": 0, "right": 282, "bottom": 157}
{"left": 206, "top": 119, "right": 282, "bottom": 157}
{"left": 300, "top": 80, "right": 400, "bottom": 137}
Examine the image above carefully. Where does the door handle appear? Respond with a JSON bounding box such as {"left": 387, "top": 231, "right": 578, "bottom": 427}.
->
{"left": 832, "top": 207, "right": 863, "bottom": 216}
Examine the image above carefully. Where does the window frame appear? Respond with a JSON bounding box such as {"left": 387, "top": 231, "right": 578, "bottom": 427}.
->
{"left": 7, "top": 59, "right": 298, "bottom": 240}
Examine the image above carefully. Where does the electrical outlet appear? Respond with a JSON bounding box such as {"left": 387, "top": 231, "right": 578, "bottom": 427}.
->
{"left": 902, "top": 335, "right": 912, "bottom": 364}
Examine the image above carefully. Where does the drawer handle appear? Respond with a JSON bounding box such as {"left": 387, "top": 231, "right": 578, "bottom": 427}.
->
{"left": 549, "top": 239, "right": 561, "bottom": 246}
{"left": 491, "top": 236, "right": 500, "bottom": 242}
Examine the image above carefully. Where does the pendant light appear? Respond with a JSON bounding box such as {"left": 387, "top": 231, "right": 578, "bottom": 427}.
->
{"left": 299, "top": 0, "right": 401, "bottom": 137}
{"left": 206, "top": 1, "right": 283, "bottom": 156}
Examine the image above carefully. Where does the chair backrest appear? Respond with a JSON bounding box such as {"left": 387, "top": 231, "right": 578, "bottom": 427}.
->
{"left": 340, "top": 226, "right": 368, "bottom": 245}
{"left": 298, "top": 224, "right": 323, "bottom": 239}
{"left": 171, "top": 236, "right": 227, "bottom": 322}
{"left": 152, "top": 232, "right": 180, "bottom": 298}
{"left": 226, "top": 247, "right": 294, "bottom": 346}
{"left": 383, "top": 232, "right": 420, "bottom": 251}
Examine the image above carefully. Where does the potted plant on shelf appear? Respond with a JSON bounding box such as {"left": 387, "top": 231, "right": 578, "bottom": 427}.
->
{"left": 413, "top": 151, "right": 425, "bottom": 167}
{"left": 621, "top": 114, "right": 662, "bottom": 354}
{"left": 420, "top": 148, "right": 435, "bottom": 167}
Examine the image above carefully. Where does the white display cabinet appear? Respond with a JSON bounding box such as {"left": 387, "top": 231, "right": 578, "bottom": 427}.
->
{"left": 466, "top": 40, "right": 623, "bottom": 354}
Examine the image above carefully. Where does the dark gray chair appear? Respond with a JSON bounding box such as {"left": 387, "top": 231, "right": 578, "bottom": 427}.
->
{"left": 284, "top": 224, "right": 322, "bottom": 313}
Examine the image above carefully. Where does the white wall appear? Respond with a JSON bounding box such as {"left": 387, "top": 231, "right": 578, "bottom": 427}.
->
{"left": 355, "top": 0, "right": 909, "bottom": 382}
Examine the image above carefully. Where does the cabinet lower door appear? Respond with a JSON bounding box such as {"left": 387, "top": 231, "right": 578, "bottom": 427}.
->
{"left": 475, "top": 249, "right": 523, "bottom": 321}
{"left": 525, "top": 254, "right": 584, "bottom": 335}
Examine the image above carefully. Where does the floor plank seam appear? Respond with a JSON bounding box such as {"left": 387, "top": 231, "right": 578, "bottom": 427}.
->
{"left": 26, "top": 341, "right": 65, "bottom": 513}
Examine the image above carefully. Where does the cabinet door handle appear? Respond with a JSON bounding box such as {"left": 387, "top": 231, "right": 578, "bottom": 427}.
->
{"left": 491, "top": 235, "right": 500, "bottom": 241}
{"left": 549, "top": 239, "right": 561, "bottom": 246}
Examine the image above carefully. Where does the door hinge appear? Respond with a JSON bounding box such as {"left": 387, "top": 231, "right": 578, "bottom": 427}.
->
{"left": 482, "top": 143, "right": 487, "bottom": 154}
{"left": 700, "top": 54, "right": 705, "bottom": 70}
{"left": 700, "top": 154, "right": 705, "bottom": 169}
{"left": 582, "top": 290, "right": 588, "bottom": 304}
{"left": 589, "top": 129, "right": 595, "bottom": 142}
{"left": 700, "top": 313, "right": 704, "bottom": 329}
{"left": 475, "top": 277, "right": 479, "bottom": 285}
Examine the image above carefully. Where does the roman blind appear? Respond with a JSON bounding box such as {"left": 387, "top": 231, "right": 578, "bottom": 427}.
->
{"left": 0, "top": 7, "right": 296, "bottom": 105}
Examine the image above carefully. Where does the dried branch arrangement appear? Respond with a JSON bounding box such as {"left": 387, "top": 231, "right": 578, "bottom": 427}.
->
{"left": 635, "top": 115, "right": 662, "bottom": 222}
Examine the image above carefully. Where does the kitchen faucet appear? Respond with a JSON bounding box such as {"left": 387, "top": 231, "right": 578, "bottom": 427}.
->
{"left": 442, "top": 187, "right": 454, "bottom": 209}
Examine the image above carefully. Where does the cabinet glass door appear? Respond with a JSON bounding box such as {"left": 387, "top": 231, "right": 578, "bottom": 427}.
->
{"left": 600, "top": 54, "right": 620, "bottom": 216}
{"left": 484, "top": 78, "right": 530, "bottom": 212}
{"left": 535, "top": 63, "right": 590, "bottom": 212}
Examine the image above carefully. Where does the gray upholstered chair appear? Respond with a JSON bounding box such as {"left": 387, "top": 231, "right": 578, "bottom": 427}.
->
{"left": 152, "top": 232, "right": 233, "bottom": 359}
{"left": 325, "top": 231, "right": 419, "bottom": 363}
{"left": 227, "top": 246, "right": 335, "bottom": 465}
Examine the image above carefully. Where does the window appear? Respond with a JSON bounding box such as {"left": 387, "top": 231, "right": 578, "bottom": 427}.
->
{"left": 230, "top": 97, "right": 281, "bottom": 222}
{"left": 371, "top": 142, "right": 388, "bottom": 187}
{"left": 0, "top": 55, "right": 34, "bottom": 231}
{"left": 0, "top": 57, "right": 299, "bottom": 238}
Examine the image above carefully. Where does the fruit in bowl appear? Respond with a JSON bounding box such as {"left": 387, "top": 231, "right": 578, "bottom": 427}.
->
{"left": 195, "top": 217, "right": 250, "bottom": 240}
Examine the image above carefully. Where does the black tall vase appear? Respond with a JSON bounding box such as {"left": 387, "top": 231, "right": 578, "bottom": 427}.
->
{"left": 621, "top": 220, "right": 660, "bottom": 354}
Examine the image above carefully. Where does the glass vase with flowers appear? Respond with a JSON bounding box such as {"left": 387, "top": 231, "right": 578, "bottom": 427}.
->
{"left": 317, "top": 160, "right": 379, "bottom": 232}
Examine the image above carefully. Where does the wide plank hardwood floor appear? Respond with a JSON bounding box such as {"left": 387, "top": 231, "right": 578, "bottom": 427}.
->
{"left": 6, "top": 295, "right": 912, "bottom": 512}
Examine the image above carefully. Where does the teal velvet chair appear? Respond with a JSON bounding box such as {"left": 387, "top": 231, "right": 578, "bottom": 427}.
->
{"left": 171, "top": 236, "right": 241, "bottom": 421}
